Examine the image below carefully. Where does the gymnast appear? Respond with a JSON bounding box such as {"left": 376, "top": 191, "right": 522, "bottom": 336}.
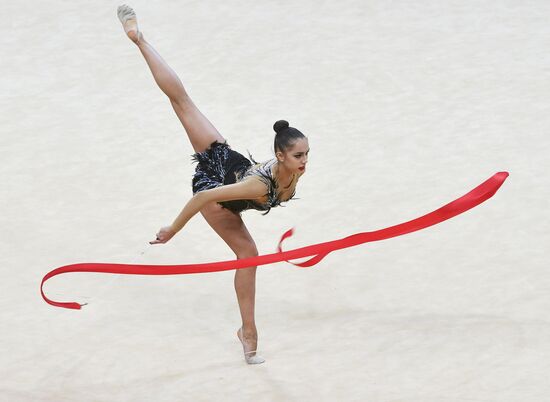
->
{"left": 117, "top": 5, "right": 310, "bottom": 364}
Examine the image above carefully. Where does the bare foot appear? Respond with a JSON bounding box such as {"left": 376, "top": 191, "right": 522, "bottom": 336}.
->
{"left": 117, "top": 4, "right": 142, "bottom": 43}
{"left": 237, "top": 327, "right": 265, "bottom": 365}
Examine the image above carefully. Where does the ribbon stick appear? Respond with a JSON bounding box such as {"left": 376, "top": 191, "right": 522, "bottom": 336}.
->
{"left": 41, "top": 172, "right": 509, "bottom": 310}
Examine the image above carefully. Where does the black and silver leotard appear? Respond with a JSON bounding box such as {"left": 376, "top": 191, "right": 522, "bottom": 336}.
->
{"left": 191, "top": 140, "right": 297, "bottom": 215}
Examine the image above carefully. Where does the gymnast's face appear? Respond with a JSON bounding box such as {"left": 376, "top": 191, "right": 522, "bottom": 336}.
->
{"left": 278, "top": 138, "right": 310, "bottom": 174}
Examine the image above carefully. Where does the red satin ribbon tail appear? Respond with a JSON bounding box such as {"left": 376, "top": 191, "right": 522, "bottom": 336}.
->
{"left": 40, "top": 272, "right": 83, "bottom": 310}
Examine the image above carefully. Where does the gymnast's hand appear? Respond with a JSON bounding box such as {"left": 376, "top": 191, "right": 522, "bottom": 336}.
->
{"left": 150, "top": 225, "right": 177, "bottom": 245}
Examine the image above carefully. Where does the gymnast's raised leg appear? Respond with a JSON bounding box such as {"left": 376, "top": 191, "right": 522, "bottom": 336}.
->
{"left": 117, "top": 4, "right": 223, "bottom": 153}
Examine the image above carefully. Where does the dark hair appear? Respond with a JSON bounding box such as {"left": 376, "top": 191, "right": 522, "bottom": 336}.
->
{"left": 273, "top": 120, "right": 306, "bottom": 154}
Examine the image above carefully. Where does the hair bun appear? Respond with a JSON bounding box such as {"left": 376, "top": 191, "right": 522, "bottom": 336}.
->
{"left": 273, "top": 120, "right": 289, "bottom": 134}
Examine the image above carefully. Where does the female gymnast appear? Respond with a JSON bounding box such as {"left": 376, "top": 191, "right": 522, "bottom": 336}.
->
{"left": 117, "top": 5, "right": 310, "bottom": 364}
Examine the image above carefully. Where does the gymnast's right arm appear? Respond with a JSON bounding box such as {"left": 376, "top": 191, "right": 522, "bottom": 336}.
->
{"left": 149, "top": 178, "right": 267, "bottom": 244}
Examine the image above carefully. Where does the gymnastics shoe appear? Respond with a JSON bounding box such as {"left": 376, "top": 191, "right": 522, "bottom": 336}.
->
{"left": 237, "top": 327, "right": 265, "bottom": 365}
{"left": 117, "top": 4, "right": 141, "bottom": 43}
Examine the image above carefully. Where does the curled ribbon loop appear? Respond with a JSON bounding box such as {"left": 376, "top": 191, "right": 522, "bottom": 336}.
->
{"left": 277, "top": 229, "right": 330, "bottom": 267}
{"left": 41, "top": 172, "right": 509, "bottom": 310}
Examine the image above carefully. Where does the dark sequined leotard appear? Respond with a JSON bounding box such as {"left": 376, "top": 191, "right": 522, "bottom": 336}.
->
{"left": 191, "top": 140, "right": 297, "bottom": 215}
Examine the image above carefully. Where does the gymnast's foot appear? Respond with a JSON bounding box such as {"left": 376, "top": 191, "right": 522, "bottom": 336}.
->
{"left": 237, "top": 327, "right": 265, "bottom": 365}
{"left": 117, "top": 4, "right": 142, "bottom": 44}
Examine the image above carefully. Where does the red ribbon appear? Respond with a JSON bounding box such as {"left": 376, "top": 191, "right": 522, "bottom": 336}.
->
{"left": 41, "top": 172, "right": 509, "bottom": 310}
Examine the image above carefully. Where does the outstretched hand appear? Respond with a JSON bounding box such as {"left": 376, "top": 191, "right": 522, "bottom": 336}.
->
{"left": 150, "top": 225, "right": 177, "bottom": 245}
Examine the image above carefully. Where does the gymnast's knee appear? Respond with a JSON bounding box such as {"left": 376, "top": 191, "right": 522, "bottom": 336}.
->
{"left": 171, "top": 94, "right": 193, "bottom": 111}
{"left": 236, "top": 246, "right": 258, "bottom": 261}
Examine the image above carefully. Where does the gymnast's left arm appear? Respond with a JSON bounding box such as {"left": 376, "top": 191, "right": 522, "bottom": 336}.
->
{"left": 149, "top": 178, "right": 267, "bottom": 245}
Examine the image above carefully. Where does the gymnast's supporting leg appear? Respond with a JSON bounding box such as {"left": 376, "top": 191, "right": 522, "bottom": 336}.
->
{"left": 234, "top": 266, "right": 257, "bottom": 335}
{"left": 117, "top": 5, "right": 224, "bottom": 153}
{"left": 233, "top": 255, "right": 267, "bottom": 364}
{"left": 200, "top": 203, "right": 265, "bottom": 364}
